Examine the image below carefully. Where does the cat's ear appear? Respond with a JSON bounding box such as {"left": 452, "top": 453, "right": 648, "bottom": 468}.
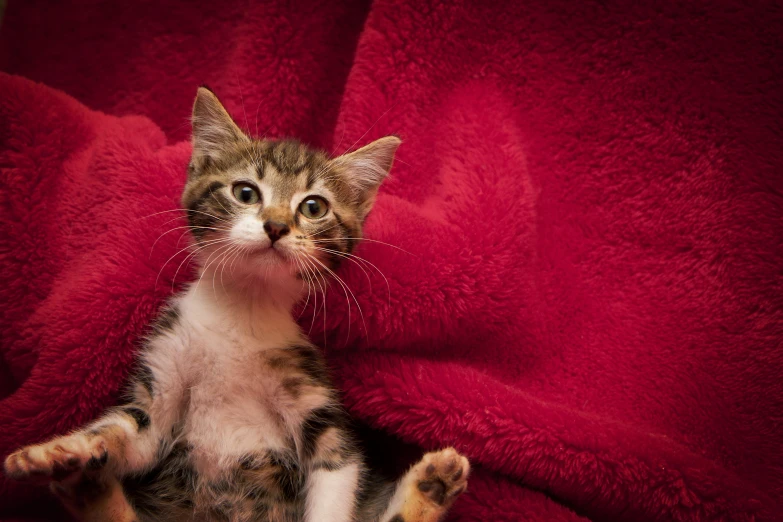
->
{"left": 331, "top": 136, "right": 401, "bottom": 217}
{"left": 191, "top": 87, "right": 249, "bottom": 164}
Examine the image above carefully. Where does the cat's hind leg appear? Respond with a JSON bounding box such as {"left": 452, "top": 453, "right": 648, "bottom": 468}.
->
{"left": 379, "top": 448, "right": 469, "bottom": 522}
{"left": 51, "top": 474, "right": 139, "bottom": 522}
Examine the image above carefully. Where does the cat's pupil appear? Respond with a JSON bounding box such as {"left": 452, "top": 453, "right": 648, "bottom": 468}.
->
{"left": 240, "top": 188, "right": 253, "bottom": 202}
{"left": 306, "top": 199, "right": 320, "bottom": 213}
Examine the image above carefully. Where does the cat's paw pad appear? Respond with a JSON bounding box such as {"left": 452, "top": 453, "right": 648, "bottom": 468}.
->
{"left": 3, "top": 434, "right": 109, "bottom": 483}
{"left": 414, "top": 447, "right": 469, "bottom": 506}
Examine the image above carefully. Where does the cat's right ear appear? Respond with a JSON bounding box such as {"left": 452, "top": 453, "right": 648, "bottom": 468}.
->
{"left": 191, "top": 87, "right": 249, "bottom": 167}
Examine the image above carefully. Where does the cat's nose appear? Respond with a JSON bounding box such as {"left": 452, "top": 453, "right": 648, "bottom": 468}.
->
{"left": 263, "top": 221, "right": 290, "bottom": 243}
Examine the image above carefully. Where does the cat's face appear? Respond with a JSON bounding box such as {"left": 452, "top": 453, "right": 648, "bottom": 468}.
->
{"left": 182, "top": 87, "right": 399, "bottom": 285}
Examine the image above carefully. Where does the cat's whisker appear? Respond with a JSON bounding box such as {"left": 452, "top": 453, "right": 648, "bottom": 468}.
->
{"left": 228, "top": 242, "right": 246, "bottom": 275}
{"left": 155, "top": 236, "right": 233, "bottom": 291}
{"left": 308, "top": 105, "right": 397, "bottom": 183}
{"left": 169, "top": 238, "right": 226, "bottom": 289}
{"left": 171, "top": 238, "right": 237, "bottom": 293}
{"left": 236, "top": 71, "right": 250, "bottom": 134}
{"left": 302, "top": 222, "right": 342, "bottom": 239}
{"left": 209, "top": 189, "right": 236, "bottom": 219}
{"left": 310, "top": 238, "right": 415, "bottom": 256}
{"left": 314, "top": 263, "right": 330, "bottom": 346}
{"left": 330, "top": 119, "right": 347, "bottom": 159}
{"left": 140, "top": 208, "right": 232, "bottom": 224}
{"left": 293, "top": 256, "right": 313, "bottom": 321}
{"left": 310, "top": 247, "right": 393, "bottom": 309}
{"left": 192, "top": 242, "right": 236, "bottom": 296}
{"left": 150, "top": 225, "right": 230, "bottom": 258}
{"left": 170, "top": 236, "right": 234, "bottom": 280}
{"left": 340, "top": 104, "right": 396, "bottom": 159}
{"left": 186, "top": 208, "right": 232, "bottom": 224}
{"left": 311, "top": 247, "right": 374, "bottom": 292}
{"left": 218, "top": 243, "right": 242, "bottom": 293}
{"left": 308, "top": 253, "right": 368, "bottom": 345}
{"left": 308, "top": 254, "right": 356, "bottom": 346}
{"left": 140, "top": 208, "right": 190, "bottom": 220}
{"left": 300, "top": 254, "right": 327, "bottom": 337}
{"left": 155, "top": 214, "right": 189, "bottom": 229}
{"left": 215, "top": 243, "right": 244, "bottom": 295}
{"left": 223, "top": 243, "right": 244, "bottom": 291}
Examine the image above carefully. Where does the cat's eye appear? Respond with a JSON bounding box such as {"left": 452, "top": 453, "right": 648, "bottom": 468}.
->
{"left": 232, "top": 183, "right": 260, "bottom": 205}
{"left": 299, "top": 196, "right": 329, "bottom": 219}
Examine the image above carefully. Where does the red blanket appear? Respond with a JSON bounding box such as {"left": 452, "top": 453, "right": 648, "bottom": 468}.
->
{"left": 1, "top": 1, "right": 781, "bottom": 520}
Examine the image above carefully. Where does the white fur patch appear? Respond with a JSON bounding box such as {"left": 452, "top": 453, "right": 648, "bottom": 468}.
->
{"left": 149, "top": 282, "right": 308, "bottom": 477}
{"left": 230, "top": 214, "right": 269, "bottom": 247}
{"left": 305, "top": 463, "right": 361, "bottom": 522}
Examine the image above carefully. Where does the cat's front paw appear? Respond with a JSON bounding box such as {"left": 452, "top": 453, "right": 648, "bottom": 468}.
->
{"left": 414, "top": 447, "right": 469, "bottom": 507}
{"left": 4, "top": 433, "right": 109, "bottom": 483}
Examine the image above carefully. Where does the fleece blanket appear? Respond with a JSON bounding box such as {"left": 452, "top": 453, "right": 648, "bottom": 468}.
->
{"left": 1, "top": 1, "right": 782, "bottom": 520}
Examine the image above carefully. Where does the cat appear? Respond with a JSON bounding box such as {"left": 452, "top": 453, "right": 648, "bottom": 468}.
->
{"left": 3, "top": 87, "right": 469, "bottom": 522}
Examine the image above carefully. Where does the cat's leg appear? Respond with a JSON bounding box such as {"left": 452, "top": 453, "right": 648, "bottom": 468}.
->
{"left": 51, "top": 474, "right": 138, "bottom": 522}
{"left": 305, "top": 461, "right": 363, "bottom": 522}
{"left": 4, "top": 404, "right": 160, "bottom": 522}
{"left": 302, "top": 410, "right": 363, "bottom": 522}
{"left": 4, "top": 372, "right": 181, "bottom": 480}
{"left": 4, "top": 337, "right": 186, "bottom": 520}
{"left": 378, "top": 448, "right": 469, "bottom": 522}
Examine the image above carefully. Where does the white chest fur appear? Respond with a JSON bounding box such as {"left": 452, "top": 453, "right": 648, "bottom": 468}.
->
{"left": 146, "top": 281, "right": 311, "bottom": 478}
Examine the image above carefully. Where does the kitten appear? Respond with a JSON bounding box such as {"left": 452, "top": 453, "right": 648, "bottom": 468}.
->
{"left": 4, "top": 87, "right": 469, "bottom": 522}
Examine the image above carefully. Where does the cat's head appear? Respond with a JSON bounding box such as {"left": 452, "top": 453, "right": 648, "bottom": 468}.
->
{"left": 181, "top": 87, "right": 399, "bottom": 288}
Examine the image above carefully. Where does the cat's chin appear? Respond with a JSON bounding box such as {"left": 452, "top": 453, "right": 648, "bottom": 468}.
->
{"left": 234, "top": 247, "right": 300, "bottom": 280}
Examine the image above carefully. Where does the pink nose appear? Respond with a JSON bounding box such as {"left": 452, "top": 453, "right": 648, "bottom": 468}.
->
{"left": 263, "top": 221, "right": 290, "bottom": 243}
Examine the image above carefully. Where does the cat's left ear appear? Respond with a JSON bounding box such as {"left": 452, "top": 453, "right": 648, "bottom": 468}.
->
{"left": 191, "top": 87, "right": 249, "bottom": 166}
{"left": 331, "top": 136, "right": 401, "bottom": 217}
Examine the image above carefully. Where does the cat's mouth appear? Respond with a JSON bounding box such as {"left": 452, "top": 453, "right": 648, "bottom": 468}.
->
{"left": 244, "top": 243, "right": 285, "bottom": 258}
{"left": 241, "top": 242, "right": 293, "bottom": 266}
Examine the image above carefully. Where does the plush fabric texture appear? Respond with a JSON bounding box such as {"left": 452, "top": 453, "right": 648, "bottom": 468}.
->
{"left": 1, "top": 1, "right": 782, "bottom": 521}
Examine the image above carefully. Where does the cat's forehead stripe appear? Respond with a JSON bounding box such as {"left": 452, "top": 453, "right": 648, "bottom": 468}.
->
{"left": 246, "top": 140, "right": 332, "bottom": 190}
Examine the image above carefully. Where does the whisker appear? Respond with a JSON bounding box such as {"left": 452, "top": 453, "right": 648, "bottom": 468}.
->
{"left": 169, "top": 237, "right": 235, "bottom": 292}
{"left": 218, "top": 243, "right": 242, "bottom": 293}
{"left": 155, "top": 236, "right": 232, "bottom": 290}
{"left": 209, "top": 242, "right": 237, "bottom": 297}
{"left": 310, "top": 247, "right": 392, "bottom": 309}
{"left": 155, "top": 214, "right": 189, "bottom": 229}
{"left": 149, "top": 225, "right": 230, "bottom": 258}
{"left": 293, "top": 256, "right": 313, "bottom": 321}
{"left": 139, "top": 208, "right": 231, "bottom": 223}
{"left": 309, "top": 104, "right": 398, "bottom": 182}
{"left": 140, "top": 208, "right": 190, "bottom": 220}
{"left": 194, "top": 242, "right": 236, "bottom": 296}
{"left": 307, "top": 254, "right": 356, "bottom": 346}
{"left": 228, "top": 242, "right": 246, "bottom": 274}
{"left": 300, "top": 255, "right": 327, "bottom": 338}
{"left": 308, "top": 253, "right": 368, "bottom": 345}
{"left": 311, "top": 247, "right": 374, "bottom": 292}
{"left": 330, "top": 119, "right": 347, "bottom": 158}
{"left": 209, "top": 189, "right": 235, "bottom": 218}
{"left": 236, "top": 71, "right": 250, "bottom": 134}
{"left": 339, "top": 104, "right": 397, "bottom": 158}
{"left": 310, "top": 238, "right": 416, "bottom": 256}
{"left": 302, "top": 222, "right": 343, "bottom": 239}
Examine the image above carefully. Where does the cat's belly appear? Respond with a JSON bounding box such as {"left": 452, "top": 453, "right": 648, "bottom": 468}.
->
{"left": 130, "top": 387, "right": 307, "bottom": 521}
{"left": 183, "top": 377, "right": 291, "bottom": 478}
{"left": 179, "top": 327, "right": 300, "bottom": 478}
{"left": 126, "top": 440, "right": 307, "bottom": 522}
